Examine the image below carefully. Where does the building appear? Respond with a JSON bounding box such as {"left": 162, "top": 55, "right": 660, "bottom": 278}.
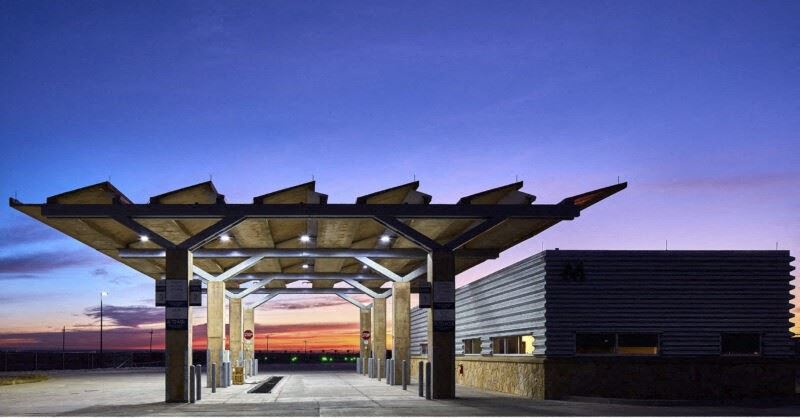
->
{"left": 410, "top": 250, "right": 797, "bottom": 399}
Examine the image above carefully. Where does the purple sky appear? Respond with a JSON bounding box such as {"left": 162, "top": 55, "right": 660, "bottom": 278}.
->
{"left": 0, "top": 0, "right": 798, "bottom": 350}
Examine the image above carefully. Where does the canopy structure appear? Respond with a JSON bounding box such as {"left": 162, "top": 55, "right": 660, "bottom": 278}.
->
{"left": 9, "top": 180, "right": 625, "bottom": 292}
{"left": 9, "top": 179, "right": 626, "bottom": 402}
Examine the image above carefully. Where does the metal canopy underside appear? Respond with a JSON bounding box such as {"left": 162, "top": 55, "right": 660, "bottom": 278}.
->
{"left": 9, "top": 179, "right": 626, "bottom": 293}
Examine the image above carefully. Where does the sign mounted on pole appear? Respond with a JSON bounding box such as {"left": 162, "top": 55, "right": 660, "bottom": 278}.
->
{"left": 361, "top": 330, "right": 371, "bottom": 341}
{"left": 155, "top": 281, "right": 166, "bottom": 307}
{"left": 417, "top": 285, "right": 431, "bottom": 309}
{"left": 189, "top": 279, "right": 202, "bottom": 306}
{"left": 244, "top": 330, "right": 254, "bottom": 340}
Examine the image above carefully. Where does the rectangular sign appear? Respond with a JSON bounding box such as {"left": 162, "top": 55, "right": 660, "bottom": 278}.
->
{"left": 432, "top": 308, "right": 455, "bottom": 331}
{"left": 165, "top": 307, "right": 189, "bottom": 330}
{"left": 416, "top": 285, "right": 431, "bottom": 309}
{"left": 155, "top": 281, "right": 166, "bottom": 307}
{"left": 432, "top": 282, "right": 455, "bottom": 302}
{"left": 165, "top": 280, "right": 188, "bottom": 302}
{"left": 189, "top": 279, "right": 202, "bottom": 307}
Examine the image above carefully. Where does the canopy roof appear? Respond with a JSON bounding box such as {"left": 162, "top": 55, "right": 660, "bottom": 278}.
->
{"left": 9, "top": 180, "right": 626, "bottom": 292}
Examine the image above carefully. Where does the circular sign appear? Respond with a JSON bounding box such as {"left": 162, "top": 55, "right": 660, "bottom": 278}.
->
{"left": 361, "top": 331, "right": 371, "bottom": 341}
{"left": 244, "top": 330, "right": 254, "bottom": 340}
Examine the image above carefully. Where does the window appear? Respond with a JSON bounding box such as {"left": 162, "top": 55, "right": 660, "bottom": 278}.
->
{"left": 420, "top": 344, "right": 428, "bottom": 355}
{"left": 491, "top": 335, "right": 534, "bottom": 355}
{"left": 617, "top": 333, "right": 659, "bottom": 355}
{"left": 463, "top": 338, "right": 481, "bottom": 355}
{"left": 721, "top": 333, "right": 760, "bottom": 355}
{"left": 576, "top": 333, "right": 659, "bottom": 355}
{"left": 576, "top": 333, "right": 616, "bottom": 354}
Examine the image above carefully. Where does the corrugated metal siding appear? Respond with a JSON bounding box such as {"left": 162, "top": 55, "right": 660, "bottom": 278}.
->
{"left": 543, "top": 250, "right": 796, "bottom": 357}
{"left": 410, "top": 306, "right": 428, "bottom": 356}
{"left": 455, "top": 252, "right": 548, "bottom": 355}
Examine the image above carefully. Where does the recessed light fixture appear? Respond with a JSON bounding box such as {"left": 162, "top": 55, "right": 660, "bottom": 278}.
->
{"left": 220, "top": 234, "right": 231, "bottom": 242}
{"left": 362, "top": 265, "right": 368, "bottom": 270}
{"left": 300, "top": 235, "right": 311, "bottom": 243}
{"left": 140, "top": 235, "right": 149, "bottom": 242}
{"left": 380, "top": 235, "right": 391, "bottom": 243}
{"left": 302, "top": 263, "right": 309, "bottom": 269}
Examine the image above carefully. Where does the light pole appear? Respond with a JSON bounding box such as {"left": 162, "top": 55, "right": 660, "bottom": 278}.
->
{"left": 265, "top": 334, "right": 269, "bottom": 353}
{"left": 100, "top": 291, "right": 108, "bottom": 367}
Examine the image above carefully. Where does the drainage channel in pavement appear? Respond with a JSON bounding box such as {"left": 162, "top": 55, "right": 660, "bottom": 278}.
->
{"left": 247, "top": 376, "right": 284, "bottom": 393}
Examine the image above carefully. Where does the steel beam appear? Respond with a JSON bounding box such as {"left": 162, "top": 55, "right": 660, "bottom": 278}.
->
{"left": 444, "top": 217, "right": 507, "bottom": 251}
{"left": 250, "top": 293, "right": 278, "bottom": 309}
{"left": 226, "top": 278, "right": 273, "bottom": 299}
{"left": 373, "top": 216, "right": 442, "bottom": 251}
{"left": 344, "top": 278, "right": 392, "bottom": 298}
{"left": 39, "top": 202, "right": 581, "bottom": 219}
{"left": 179, "top": 216, "right": 246, "bottom": 250}
{"left": 336, "top": 293, "right": 369, "bottom": 310}
{"left": 119, "top": 248, "right": 498, "bottom": 259}
{"left": 356, "top": 258, "right": 427, "bottom": 283}
{"left": 111, "top": 216, "right": 176, "bottom": 250}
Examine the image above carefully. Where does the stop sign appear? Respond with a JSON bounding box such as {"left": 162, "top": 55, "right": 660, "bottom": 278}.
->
{"left": 244, "top": 329, "right": 254, "bottom": 340}
{"left": 361, "top": 330, "right": 371, "bottom": 341}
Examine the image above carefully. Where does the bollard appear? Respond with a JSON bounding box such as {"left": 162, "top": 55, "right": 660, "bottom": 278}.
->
{"left": 254, "top": 359, "right": 259, "bottom": 376}
{"left": 189, "top": 365, "right": 196, "bottom": 403}
{"left": 418, "top": 361, "right": 424, "bottom": 397}
{"left": 211, "top": 363, "right": 217, "bottom": 393}
{"left": 368, "top": 358, "right": 373, "bottom": 378}
{"left": 425, "top": 362, "right": 432, "bottom": 400}
{"left": 377, "top": 359, "right": 381, "bottom": 381}
{"left": 402, "top": 360, "right": 408, "bottom": 390}
{"left": 386, "top": 359, "right": 390, "bottom": 385}
{"left": 196, "top": 364, "right": 202, "bottom": 401}
{"left": 363, "top": 357, "right": 369, "bottom": 376}
{"left": 222, "top": 362, "right": 228, "bottom": 388}
{"left": 356, "top": 356, "right": 361, "bottom": 374}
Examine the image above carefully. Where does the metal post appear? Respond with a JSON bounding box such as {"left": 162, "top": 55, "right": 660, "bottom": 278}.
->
{"left": 196, "top": 364, "right": 202, "bottom": 401}
{"left": 386, "top": 359, "right": 390, "bottom": 385}
{"left": 189, "top": 365, "right": 196, "bottom": 403}
{"left": 377, "top": 359, "right": 381, "bottom": 381}
{"left": 211, "top": 363, "right": 217, "bottom": 393}
{"left": 402, "top": 360, "right": 408, "bottom": 390}
{"left": 425, "top": 362, "right": 432, "bottom": 400}
{"left": 418, "top": 361, "right": 424, "bottom": 397}
{"left": 254, "top": 359, "right": 258, "bottom": 376}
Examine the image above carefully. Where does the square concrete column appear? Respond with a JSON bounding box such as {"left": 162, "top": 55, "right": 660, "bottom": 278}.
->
{"left": 428, "top": 249, "right": 455, "bottom": 399}
{"left": 206, "top": 280, "right": 225, "bottom": 386}
{"left": 359, "top": 307, "right": 371, "bottom": 375}
{"left": 244, "top": 308, "right": 255, "bottom": 365}
{"left": 164, "top": 249, "right": 193, "bottom": 403}
{"left": 371, "top": 297, "right": 387, "bottom": 378}
{"left": 229, "top": 298, "right": 243, "bottom": 366}
{"left": 392, "top": 281, "right": 410, "bottom": 385}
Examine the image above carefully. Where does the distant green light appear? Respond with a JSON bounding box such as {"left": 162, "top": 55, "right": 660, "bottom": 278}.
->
{"left": 291, "top": 356, "right": 298, "bottom": 362}
{"left": 321, "top": 356, "right": 328, "bottom": 362}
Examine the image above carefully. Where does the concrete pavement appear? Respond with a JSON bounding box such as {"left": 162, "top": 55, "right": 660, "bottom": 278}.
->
{"left": 1, "top": 368, "right": 799, "bottom": 416}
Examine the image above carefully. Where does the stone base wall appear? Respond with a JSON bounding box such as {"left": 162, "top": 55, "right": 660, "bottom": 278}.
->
{"left": 456, "top": 356, "right": 546, "bottom": 399}
{"left": 544, "top": 357, "right": 799, "bottom": 400}
{"left": 441, "top": 356, "right": 798, "bottom": 400}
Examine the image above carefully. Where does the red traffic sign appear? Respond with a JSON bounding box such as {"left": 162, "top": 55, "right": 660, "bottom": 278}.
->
{"left": 244, "top": 330, "right": 254, "bottom": 340}
{"left": 361, "top": 331, "right": 371, "bottom": 341}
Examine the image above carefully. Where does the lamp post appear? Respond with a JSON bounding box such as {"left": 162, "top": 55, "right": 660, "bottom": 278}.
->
{"left": 100, "top": 291, "right": 108, "bottom": 367}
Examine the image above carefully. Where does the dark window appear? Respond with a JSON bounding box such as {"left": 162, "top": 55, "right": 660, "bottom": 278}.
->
{"left": 420, "top": 344, "right": 428, "bottom": 355}
{"left": 617, "top": 333, "right": 659, "bottom": 355}
{"left": 463, "top": 338, "right": 481, "bottom": 355}
{"left": 721, "top": 333, "right": 760, "bottom": 355}
{"left": 576, "top": 333, "right": 616, "bottom": 354}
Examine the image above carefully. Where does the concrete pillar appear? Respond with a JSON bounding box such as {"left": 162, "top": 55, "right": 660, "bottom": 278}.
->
{"left": 428, "top": 249, "right": 455, "bottom": 399}
{"left": 229, "top": 298, "right": 243, "bottom": 367}
{"left": 164, "top": 249, "right": 193, "bottom": 403}
{"left": 206, "top": 281, "right": 225, "bottom": 386}
{"left": 371, "top": 298, "right": 387, "bottom": 378}
{"left": 243, "top": 308, "right": 255, "bottom": 370}
{"left": 359, "top": 307, "right": 372, "bottom": 375}
{"left": 392, "top": 281, "right": 410, "bottom": 385}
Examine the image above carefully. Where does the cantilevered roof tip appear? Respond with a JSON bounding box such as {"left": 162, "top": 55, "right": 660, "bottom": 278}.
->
{"left": 9, "top": 179, "right": 627, "bottom": 292}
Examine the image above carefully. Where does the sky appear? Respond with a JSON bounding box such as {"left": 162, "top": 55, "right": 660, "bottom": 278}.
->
{"left": 0, "top": 0, "right": 798, "bottom": 352}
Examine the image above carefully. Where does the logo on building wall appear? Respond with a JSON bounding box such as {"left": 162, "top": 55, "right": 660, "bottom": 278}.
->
{"left": 561, "top": 261, "right": 586, "bottom": 281}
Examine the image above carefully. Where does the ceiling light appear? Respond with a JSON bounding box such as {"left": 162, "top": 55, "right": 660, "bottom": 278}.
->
{"left": 302, "top": 263, "right": 309, "bottom": 269}
{"left": 140, "top": 235, "right": 149, "bottom": 242}
{"left": 380, "top": 235, "right": 391, "bottom": 243}
{"left": 362, "top": 265, "right": 368, "bottom": 270}
{"left": 300, "top": 235, "right": 311, "bottom": 243}
{"left": 220, "top": 234, "right": 231, "bottom": 242}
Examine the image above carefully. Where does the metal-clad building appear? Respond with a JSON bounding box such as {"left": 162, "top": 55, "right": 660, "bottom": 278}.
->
{"left": 412, "top": 250, "right": 794, "bottom": 358}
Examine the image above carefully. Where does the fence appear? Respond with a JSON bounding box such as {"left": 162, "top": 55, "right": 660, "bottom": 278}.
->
{"left": 0, "top": 351, "right": 166, "bottom": 372}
